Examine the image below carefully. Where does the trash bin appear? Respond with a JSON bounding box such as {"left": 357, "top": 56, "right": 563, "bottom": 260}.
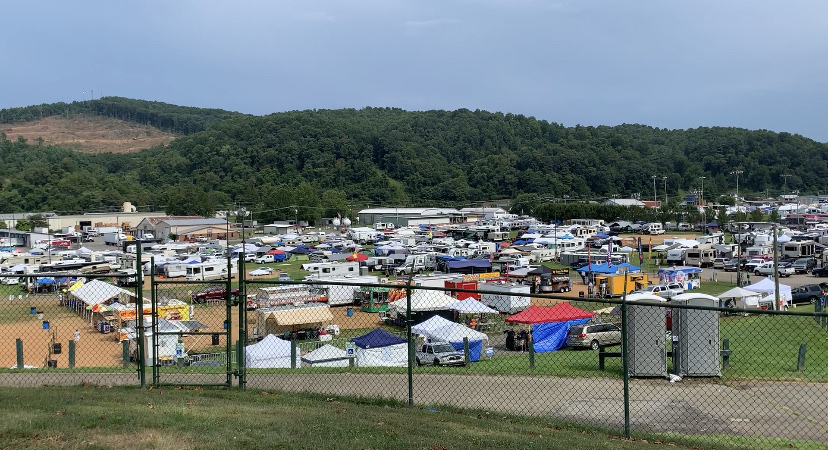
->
{"left": 30, "top": 307, "right": 36, "bottom": 314}
{"left": 211, "top": 334, "right": 220, "bottom": 345}
{"left": 37, "top": 311, "right": 44, "bottom": 319}
{"left": 48, "top": 360, "right": 57, "bottom": 368}
{"left": 42, "top": 321, "right": 50, "bottom": 330}
{"left": 346, "top": 308, "right": 353, "bottom": 317}
{"left": 53, "top": 343, "right": 62, "bottom": 354}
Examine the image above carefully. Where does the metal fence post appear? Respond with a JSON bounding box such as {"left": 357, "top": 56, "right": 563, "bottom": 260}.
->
{"left": 463, "top": 337, "right": 470, "bottom": 367}
{"left": 122, "top": 339, "right": 130, "bottom": 368}
{"left": 621, "top": 274, "right": 631, "bottom": 438}
{"left": 406, "top": 274, "right": 414, "bottom": 407}
{"left": 291, "top": 342, "right": 297, "bottom": 369}
{"left": 797, "top": 344, "right": 807, "bottom": 371}
{"left": 68, "top": 340, "right": 75, "bottom": 369}
{"left": 15, "top": 338, "right": 23, "bottom": 370}
{"left": 528, "top": 335, "right": 535, "bottom": 369}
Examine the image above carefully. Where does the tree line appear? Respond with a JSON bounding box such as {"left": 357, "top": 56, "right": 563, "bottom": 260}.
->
{"left": 0, "top": 100, "right": 826, "bottom": 224}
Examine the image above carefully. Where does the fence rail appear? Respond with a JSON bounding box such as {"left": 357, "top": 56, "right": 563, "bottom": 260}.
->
{"left": 1, "top": 270, "right": 827, "bottom": 447}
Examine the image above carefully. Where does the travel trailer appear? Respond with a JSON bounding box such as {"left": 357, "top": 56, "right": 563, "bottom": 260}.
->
{"left": 185, "top": 261, "right": 237, "bottom": 281}
{"left": 301, "top": 261, "right": 361, "bottom": 279}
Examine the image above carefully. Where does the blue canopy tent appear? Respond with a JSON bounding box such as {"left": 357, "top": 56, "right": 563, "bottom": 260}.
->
{"left": 351, "top": 328, "right": 408, "bottom": 367}
{"left": 443, "top": 258, "right": 492, "bottom": 274}
{"left": 506, "top": 304, "right": 595, "bottom": 352}
{"left": 577, "top": 262, "right": 641, "bottom": 274}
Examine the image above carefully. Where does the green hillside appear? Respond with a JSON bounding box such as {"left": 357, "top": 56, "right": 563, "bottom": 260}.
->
{"left": 0, "top": 100, "right": 825, "bottom": 224}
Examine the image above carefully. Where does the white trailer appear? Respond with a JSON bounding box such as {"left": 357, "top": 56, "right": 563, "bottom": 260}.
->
{"left": 301, "top": 261, "right": 360, "bottom": 279}
{"left": 480, "top": 283, "right": 531, "bottom": 314}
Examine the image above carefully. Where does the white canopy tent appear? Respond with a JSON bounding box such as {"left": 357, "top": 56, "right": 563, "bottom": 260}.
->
{"left": 718, "top": 286, "right": 764, "bottom": 308}
{"left": 245, "top": 335, "right": 294, "bottom": 368}
{"left": 389, "top": 290, "right": 456, "bottom": 315}
{"left": 744, "top": 278, "right": 792, "bottom": 309}
{"left": 301, "top": 344, "right": 349, "bottom": 367}
{"left": 447, "top": 299, "right": 498, "bottom": 314}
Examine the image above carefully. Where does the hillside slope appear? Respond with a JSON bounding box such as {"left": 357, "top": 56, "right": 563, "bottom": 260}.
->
{"left": 2, "top": 115, "right": 177, "bottom": 153}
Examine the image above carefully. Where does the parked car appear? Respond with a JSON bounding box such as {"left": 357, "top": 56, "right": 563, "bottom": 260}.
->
{"left": 249, "top": 267, "right": 274, "bottom": 276}
{"left": 723, "top": 258, "right": 740, "bottom": 272}
{"left": 753, "top": 261, "right": 794, "bottom": 277}
{"left": 191, "top": 285, "right": 240, "bottom": 304}
{"left": 712, "top": 257, "right": 727, "bottom": 269}
{"left": 632, "top": 282, "right": 685, "bottom": 299}
{"left": 415, "top": 341, "right": 465, "bottom": 366}
{"left": 812, "top": 266, "right": 828, "bottom": 277}
{"left": 792, "top": 258, "right": 816, "bottom": 274}
{"left": 790, "top": 284, "right": 824, "bottom": 305}
{"left": 277, "top": 272, "right": 292, "bottom": 282}
{"left": 566, "top": 323, "right": 622, "bottom": 350}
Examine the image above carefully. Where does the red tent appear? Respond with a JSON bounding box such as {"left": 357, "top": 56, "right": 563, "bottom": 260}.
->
{"left": 505, "top": 303, "right": 594, "bottom": 324}
{"left": 267, "top": 249, "right": 285, "bottom": 255}
{"left": 346, "top": 252, "right": 369, "bottom": 262}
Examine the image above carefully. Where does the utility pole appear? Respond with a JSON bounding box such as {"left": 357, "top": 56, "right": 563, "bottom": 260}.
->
{"left": 652, "top": 175, "right": 658, "bottom": 204}
{"left": 662, "top": 176, "right": 667, "bottom": 207}
{"left": 731, "top": 170, "right": 743, "bottom": 205}
{"left": 782, "top": 174, "right": 793, "bottom": 194}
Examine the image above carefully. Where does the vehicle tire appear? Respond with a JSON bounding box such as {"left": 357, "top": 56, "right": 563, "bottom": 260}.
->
{"left": 809, "top": 296, "right": 817, "bottom": 304}
{"left": 415, "top": 358, "right": 422, "bottom": 366}
{"left": 754, "top": 270, "right": 760, "bottom": 276}
{"left": 433, "top": 359, "right": 440, "bottom": 367}
{"left": 590, "top": 340, "right": 599, "bottom": 351}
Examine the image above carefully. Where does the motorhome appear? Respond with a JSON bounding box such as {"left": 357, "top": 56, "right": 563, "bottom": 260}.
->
{"left": 185, "top": 261, "right": 237, "bottom": 281}
{"left": 301, "top": 261, "right": 361, "bottom": 279}
{"left": 666, "top": 248, "right": 688, "bottom": 265}
{"left": 487, "top": 231, "right": 510, "bottom": 242}
{"left": 394, "top": 254, "right": 437, "bottom": 276}
{"left": 529, "top": 248, "right": 557, "bottom": 263}
{"left": 712, "top": 243, "right": 740, "bottom": 259}
{"left": 745, "top": 246, "right": 772, "bottom": 258}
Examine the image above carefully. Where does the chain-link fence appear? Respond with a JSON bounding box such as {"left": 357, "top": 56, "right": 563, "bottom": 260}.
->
{"left": 1, "top": 268, "right": 827, "bottom": 447}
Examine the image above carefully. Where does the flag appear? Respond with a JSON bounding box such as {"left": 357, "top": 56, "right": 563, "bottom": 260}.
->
{"left": 607, "top": 240, "right": 613, "bottom": 268}
{"left": 637, "top": 237, "right": 644, "bottom": 265}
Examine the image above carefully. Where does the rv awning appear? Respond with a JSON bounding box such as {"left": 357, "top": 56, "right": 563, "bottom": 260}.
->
{"left": 260, "top": 305, "right": 333, "bottom": 326}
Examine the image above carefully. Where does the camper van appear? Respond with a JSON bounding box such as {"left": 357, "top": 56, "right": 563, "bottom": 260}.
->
{"left": 185, "top": 261, "right": 237, "bottom": 281}
{"left": 301, "top": 261, "right": 360, "bottom": 279}
{"left": 643, "top": 223, "right": 664, "bottom": 235}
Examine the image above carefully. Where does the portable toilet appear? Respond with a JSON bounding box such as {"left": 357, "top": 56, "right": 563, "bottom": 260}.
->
{"left": 670, "top": 293, "right": 721, "bottom": 377}
{"left": 625, "top": 293, "right": 668, "bottom": 377}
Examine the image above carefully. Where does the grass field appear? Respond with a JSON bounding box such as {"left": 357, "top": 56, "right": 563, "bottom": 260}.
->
{"left": 0, "top": 385, "right": 803, "bottom": 450}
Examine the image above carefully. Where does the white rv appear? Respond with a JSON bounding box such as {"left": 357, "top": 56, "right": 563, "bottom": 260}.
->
{"left": 185, "top": 261, "right": 237, "bottom": 281}
{"left": 644, "top": 223, "right": 664, "bottom": 235}
{"left": 301, "top": 261, "right": 360, "bottom": 279}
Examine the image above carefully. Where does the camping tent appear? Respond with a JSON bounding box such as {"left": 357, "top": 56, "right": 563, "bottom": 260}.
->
{"left": 245, "top": 334, "right": 294, "bottom": 368}
{"left": 505, "top": 303, "right": 595, "bottom": 353}
{"left": 301, "top": 344, "right": 350, "bottom": 367}
{"left": 411, "top": 316, "right": 488, "bottom": 361}
{"left": 351, "top": 328, "right": 408, "bottom": 367}
{"left": 389, "top": 290, "right": 456, "bottom": 314}
{"left": 744, "top": 278, "right": 792, "bottom": 308}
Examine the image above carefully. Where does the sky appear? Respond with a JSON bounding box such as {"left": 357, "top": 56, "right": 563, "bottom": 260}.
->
{"left": 3, "top": 1, "right": 828, "bottom": 142}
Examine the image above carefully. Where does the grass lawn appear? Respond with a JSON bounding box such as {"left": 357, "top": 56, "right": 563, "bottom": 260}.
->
{"left": 0, "top": 385, "right": 798, "bottom": 450}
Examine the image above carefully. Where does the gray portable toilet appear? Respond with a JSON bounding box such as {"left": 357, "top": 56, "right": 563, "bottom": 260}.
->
{"left": 670, "top": 293, "right": 721, "bottom": 377}
{"left": 624, "top": 293, "right": 668, "bottom": 377}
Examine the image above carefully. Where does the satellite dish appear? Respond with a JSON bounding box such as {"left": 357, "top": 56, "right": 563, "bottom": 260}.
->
{"left": 332, "top": 218, "right": 341, "bottom": 227}
{"left": 342, "top": 218, "right": 352, "bottom": 227}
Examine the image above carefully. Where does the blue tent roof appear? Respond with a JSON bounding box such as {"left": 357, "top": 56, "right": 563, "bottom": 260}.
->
{"left": 577, "top": 262, "right": 641, "bottom": 274}
{"left": 351, "top": 328, "right": 407, "bottom": 349}
{"left": 36, "top": 277, "right": 56, "bottom": 284}
{"left": 595, "top": 233, "right": 610, "bottom": 239}
{"left": 446, "top": 259, "right": 492, "bottom": 270}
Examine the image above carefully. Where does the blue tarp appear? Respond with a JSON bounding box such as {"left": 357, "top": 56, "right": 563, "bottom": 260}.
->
{"left": 531, "top": 318, "right": 591, "bottom": 352}
{"left": 36, "top": 277, "right": 56, "bottom": 284}
{"left": 352, "top": 328, "right": 407, "bottom": 349}
{"left": 449, "top": 339, "right": 483, "bottom": 362}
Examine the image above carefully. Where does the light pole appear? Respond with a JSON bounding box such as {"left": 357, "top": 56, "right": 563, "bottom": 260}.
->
{"left": 652, "top": 175, "right": 658, "bottom": 204}
{"left": 782, "top": 174, "right": 793, "bottom": 194}
{"left": 662, "top": 176, "right": 667, "bottom": 207}
{"left": 731, "top": 170, "right": 743, "bottom": 205}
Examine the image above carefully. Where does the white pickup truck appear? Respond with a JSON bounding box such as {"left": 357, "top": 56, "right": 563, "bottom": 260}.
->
{"left": 633, "top": 282, "right": 686, "bottom": 299}
{"left": 754, "top": 261, "right": 794, "bottom": 277}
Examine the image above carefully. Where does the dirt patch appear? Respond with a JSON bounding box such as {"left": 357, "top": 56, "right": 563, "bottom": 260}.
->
{"left": 2, "top": 115, "right": 177, "bottom": 153}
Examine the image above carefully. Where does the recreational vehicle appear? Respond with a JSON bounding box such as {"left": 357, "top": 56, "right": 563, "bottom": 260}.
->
{"left": 185, "top": 261, "right": 237, "bottom": 281}
{"left": 780, "top": 240, "right": 816, "bottom": 259}
{"left": 685, "top": 248, "right": 716, "bottom": 268}
{"left": 301, "top": 261, "right": 361, "bottom": 279}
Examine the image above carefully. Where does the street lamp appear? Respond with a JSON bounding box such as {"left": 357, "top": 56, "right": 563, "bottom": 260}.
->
{"left": 662, "top": 176, "right": 667, "bottom": 206}
{"left": 651, "top": 175, "right": 658, "bottom": 204}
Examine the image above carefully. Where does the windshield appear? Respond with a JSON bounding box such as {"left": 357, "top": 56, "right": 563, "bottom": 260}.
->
{"left": 431, "top": 343, "right": 456, "bottom": 353}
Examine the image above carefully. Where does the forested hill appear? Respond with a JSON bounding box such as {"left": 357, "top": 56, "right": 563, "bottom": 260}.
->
{"left": 0, "top": 97, "right": 247, "bottom": 135}
{"left": 0, "top": 104, "right": 826, "bottom": 223}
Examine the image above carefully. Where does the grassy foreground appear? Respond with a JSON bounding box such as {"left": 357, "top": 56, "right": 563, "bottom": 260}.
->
{"left": 0, "top": 385, "right": 739, "bottom": 450}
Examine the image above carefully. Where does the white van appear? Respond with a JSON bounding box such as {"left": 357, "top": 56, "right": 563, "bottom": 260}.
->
{"left": 644, "top": 223, "right": 664, "bottom": 235}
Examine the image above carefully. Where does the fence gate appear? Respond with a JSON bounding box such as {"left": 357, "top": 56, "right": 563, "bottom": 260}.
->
{"left": 143, "top": 253, "right": 245, "bottom": 388}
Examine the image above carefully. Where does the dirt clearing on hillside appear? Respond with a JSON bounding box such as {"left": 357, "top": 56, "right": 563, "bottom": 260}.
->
{"left": 2, "top": 115, "right": 177, "bottom": 153}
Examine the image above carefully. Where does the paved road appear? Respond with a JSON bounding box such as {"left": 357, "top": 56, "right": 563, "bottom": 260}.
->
{"left": 1, "top": 371, "right": 825, "bottom": 444}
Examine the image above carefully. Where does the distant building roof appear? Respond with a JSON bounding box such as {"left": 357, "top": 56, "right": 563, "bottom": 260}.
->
{"left": 147, "top": 216, "right": 204, "bottom": 226}
{"left": 358, "top": 208, "right": 462, "bottom": 216}
{"left": 161, "top": 218, "right": 228, "bottom": 227}
{"left": 603, "top": 199, "right": 645, "bottom": 207}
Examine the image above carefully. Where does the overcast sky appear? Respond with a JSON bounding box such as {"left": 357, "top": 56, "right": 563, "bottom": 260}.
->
{"left": 3, "top": 1, "right": 827, "bottom": 142}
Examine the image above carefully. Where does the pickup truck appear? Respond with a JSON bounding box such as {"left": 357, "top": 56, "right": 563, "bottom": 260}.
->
{"left": 633, "top": 282, "right": 685, "bottom": 299}
{"left": 753, "top": 262, "right": 794, "bottom": 277}
{"left": 254, "top": 253, "right": 288, "bottom": 264}
{"left": 415, "top": 341, "right": 465, "bottom": 367}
